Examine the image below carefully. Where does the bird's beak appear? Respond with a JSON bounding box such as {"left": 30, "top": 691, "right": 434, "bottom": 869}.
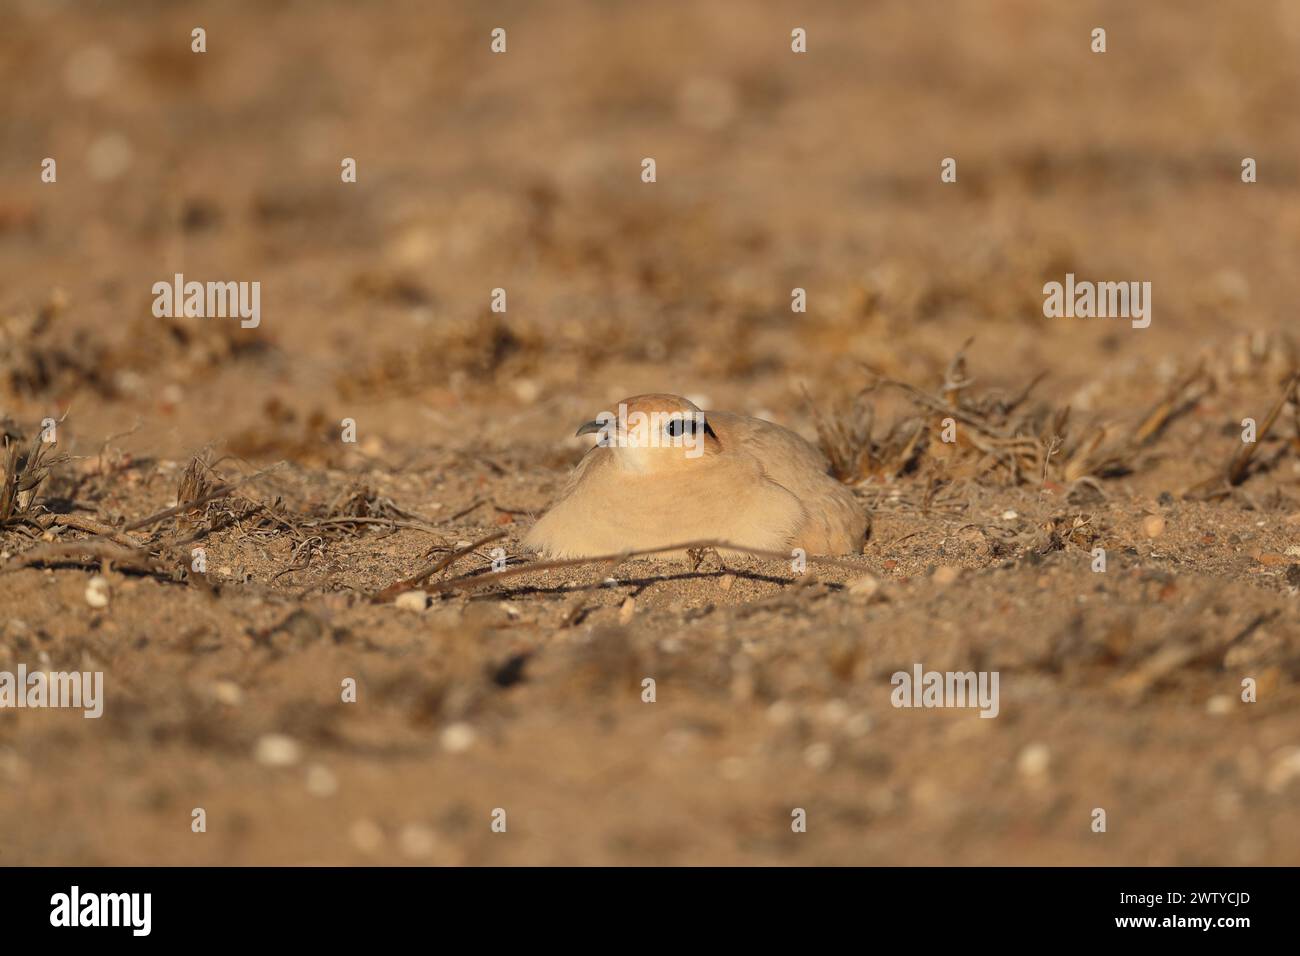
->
{"left": 575, "top": 420, "right": 605, "bottom": 437}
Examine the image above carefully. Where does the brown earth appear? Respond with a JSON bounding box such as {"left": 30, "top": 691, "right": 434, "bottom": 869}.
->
{"left": 1, "top": 0, "right": 1299, "bottom": 865}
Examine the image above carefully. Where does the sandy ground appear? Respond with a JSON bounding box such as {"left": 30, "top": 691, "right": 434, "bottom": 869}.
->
{"left": 2, "top": 0, "right": 1299, "bottom": 865}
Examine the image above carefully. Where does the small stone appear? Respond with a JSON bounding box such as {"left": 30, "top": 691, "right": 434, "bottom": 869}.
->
{"left": 0, "top": 749, "right": 30, "bottom": 783}
{"left": 718, "top": 573, "right": 735, "bottom": 591}
{"left": 349, "top": 819, "right": 384, "bottom": 853}
{"left": 932, "top": 565, "right": 959, "bottom": 586}
{"left": 1206, "top": 695, "right": 1233, "bottom": 716}
{"left": 847, "top": 574, "right": 880, "bottom": 597}
{"left": 765, "top": 700, "right": 796, "bottom": 726}
{"left": 1258, "top": 552, "right": 1287, "bottom": 567}
{"left": 84, "top": 575, "right": 110, "bottom": 609}
{"left": 1017, "top": 743, "right": 1051, "bottom": 779}
{"left": 440, "top": 722, "right": 477, "bottom": 754}
{"left": 803, "top": 742, "right": 834, "bottom": 771}
{"left": 212, "top": 681, "right": 243, "bottom": 707}
{"left": 512, "top": 379, "right": 540, "bottom": 404}
{"left": 1142, "top": 515, "right": 1166, "bottom": 539}
{"left": 1265, "top": 747, "right": 1300, "bottom": 794}
{"left": 87, "top": 132, "right": 133, "bottom": 182}
{"left": 844, "top": 712, "right": 873, "bottom": 737}
{"left": 394, "top": 590, "right": 429, "bottom": 613}
{"left": 305, "top": 764, "right": 339, "bottom": 798}
{"left": 818, "top": 699, "right": 850, "bottom": 725}
{"left": 254, "top": 733, "right": 302, "bottom": 767}
{"left": 399, "top": 824, "right": 438, "bottom": 859}
{"left": 1001, "top": 510, "right": 1018, "bottom": 521}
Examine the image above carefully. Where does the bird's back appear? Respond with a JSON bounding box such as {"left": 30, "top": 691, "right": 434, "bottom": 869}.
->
{"left": 705, "top": 410, "right": 867, "bottom": 553}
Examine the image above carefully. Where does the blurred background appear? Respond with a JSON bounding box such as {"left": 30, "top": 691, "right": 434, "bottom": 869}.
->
{"left": 4, "top": 0, "right": 1300, "bottom": 453}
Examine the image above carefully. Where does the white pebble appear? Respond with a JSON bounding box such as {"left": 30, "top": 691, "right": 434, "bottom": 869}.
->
{"left": 440, "top": 722, "right": 477, "bottom": 754}
{"left": 84, "top": 575, "right": 110, "bottom": 609}
{"left": 1206, "top": 695, "right": 1233, "bottom": 716}
{"left": 212, "top": 681, "right": 243, "bottom": 707}
{"left": 1017, "top": 743, "right": 1051, "bottom": 778}
{"left": 254, "top": 733, "right": 302, "bottom": 767}
{"left": 399, "top": 824, "right": 438, "bottom": 859}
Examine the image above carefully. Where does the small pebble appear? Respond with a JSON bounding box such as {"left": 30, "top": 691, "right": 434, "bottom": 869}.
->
{"left": 1142, "top": 515, "right": 1166, "bottom": 539}
{"left": 84, "top": 575, "right": 110, "bottom": 609}
{"left": 1265, "top": 747, "right": 1300, "bottom": 794}
{"left": 847, "top": 575, "right": 880, "bottom": 597}
{"left": 844, "top": 712, "right": 874, "bottom": 737}
{"left": 803, "top": 742, "right": 834, "bottom": 771}
{"left": 1001, "top": 510, "right": 1018, "bottom": 521}
{"left": 440, "top": 722, "right": 477, "bottom": 754}
{"left": 399, "top": 824, "right": 438, "bottom": 859}
{"left": 212, "top": 681, "right": 243, "bottom": 707}
{"left": 254, "top": 733, "right": 302, "bottom": 767}
{"left": 349, "top": 819, "right": 384, "bottom": 853}
{"left": 818, "top": 699, "right": 850, "bottom": 724}
{"left": 1206, "top": 695, "right": 1233, "bottom": 715}
{"left": 305, "top": 764, "right": 339, "bottom": 798}
{"left": 765, "top": 700, "right": 797, "bottom": 726}
{"left": 1017, "top": 743, "right": 1051, "bottom": 779}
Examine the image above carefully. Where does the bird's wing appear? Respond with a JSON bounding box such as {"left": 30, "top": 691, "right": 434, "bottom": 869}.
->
{"left": 707, "top": 409, "right": 867, "bottom": 553}
{"left": 704, "top": 411, "right": 832, "bottom": 486}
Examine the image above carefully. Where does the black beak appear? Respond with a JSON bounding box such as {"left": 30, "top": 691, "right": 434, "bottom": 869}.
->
{"left": 575, "top": 420, "right": 605, "bottom": 437}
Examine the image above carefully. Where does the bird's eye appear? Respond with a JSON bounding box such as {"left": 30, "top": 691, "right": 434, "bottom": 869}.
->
{"left": 665, "top": 417, "right": 696, "bottom": 437}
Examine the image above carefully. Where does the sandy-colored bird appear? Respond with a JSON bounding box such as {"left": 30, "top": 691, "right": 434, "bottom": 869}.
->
{"left": 523, "top": 394, "right": 868, "bottom": 558}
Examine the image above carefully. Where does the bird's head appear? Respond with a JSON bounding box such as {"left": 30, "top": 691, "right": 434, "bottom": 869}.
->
{"left": 576, "top": 394, "right": 720, "bottom": 472}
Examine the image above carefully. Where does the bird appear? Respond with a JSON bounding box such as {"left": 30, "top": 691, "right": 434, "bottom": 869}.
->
{"left": 523, "top": 393, "right": 868, "bottom": 558}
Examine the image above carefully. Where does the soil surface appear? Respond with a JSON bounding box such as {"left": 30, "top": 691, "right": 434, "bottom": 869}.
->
{"left": 2, "top": 0, "right": 1299, "bottom": 865}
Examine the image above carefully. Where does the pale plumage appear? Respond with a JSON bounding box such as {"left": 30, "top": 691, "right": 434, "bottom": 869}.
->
{"left": 523, "top": 394, "right": 868, "bottom": 558}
